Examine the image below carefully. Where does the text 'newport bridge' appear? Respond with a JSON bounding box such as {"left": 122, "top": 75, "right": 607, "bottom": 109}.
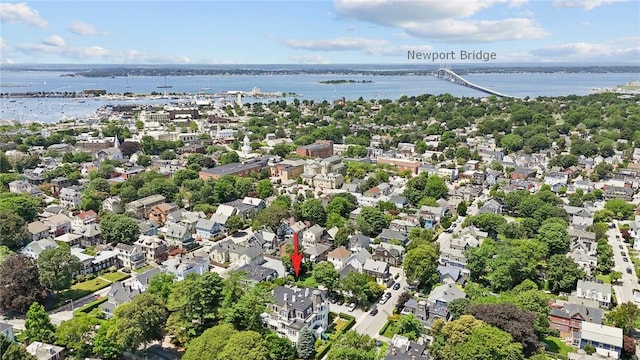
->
{"left": 434, "top": 68, "right": 520, "bottom": 99}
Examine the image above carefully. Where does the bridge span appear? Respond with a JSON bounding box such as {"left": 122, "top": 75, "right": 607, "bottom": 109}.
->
{"left": 434, "top": 68, "right": 519, "bottom": 99}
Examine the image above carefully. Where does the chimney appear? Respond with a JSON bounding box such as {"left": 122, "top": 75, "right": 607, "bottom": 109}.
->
{"left": 292, "top": 295, "right": 296, "bottom": 303}
{"left": 284, "top": 293, "right": 288, "bottom": 303}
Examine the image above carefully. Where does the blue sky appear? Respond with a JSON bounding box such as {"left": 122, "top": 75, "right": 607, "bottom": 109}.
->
{"left": 1, "top": 0, "right": 638, "bottom": 64}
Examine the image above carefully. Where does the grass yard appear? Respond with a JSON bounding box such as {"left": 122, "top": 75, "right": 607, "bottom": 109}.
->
{"left": 381, "top": 321, "right": 399, "bottom": 339}
{"left": 334, "top": 317, "right": 349, "bottom": 333}
{"left": 543, "top": 336, "right": 573, "bottom": 357}
{"left": 72, "top": 277, "right": 110, "bottom": 293}
{"left": 133, "top": 264, "right": 156, "bottom": 273}
{"left": 596, "top": 274, "right": 611, "bottom": 284}
{"left": 298, "top": 275, "right": 318, "bottom": 288}
{"left": 100, "top": 271, "right": 130, "bottom": 282}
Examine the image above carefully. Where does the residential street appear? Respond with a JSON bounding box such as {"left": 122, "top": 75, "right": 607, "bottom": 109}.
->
{"left": 607, "top": 221, "right": 639, "bottom": 306}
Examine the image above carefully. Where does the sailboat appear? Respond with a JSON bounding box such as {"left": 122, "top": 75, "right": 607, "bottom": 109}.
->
{"left": 125, "top": 74, "right": 131, "bottom": 88}
{"left": 157, "top": 76, "right": 172, "bottom": 89}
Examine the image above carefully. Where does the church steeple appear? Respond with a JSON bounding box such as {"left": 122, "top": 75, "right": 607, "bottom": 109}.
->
{"left": 242, "top": 134, "right": 251, "bottom": 155}
{"left": 113, "top": 134, "right": 120, "bottom": 148}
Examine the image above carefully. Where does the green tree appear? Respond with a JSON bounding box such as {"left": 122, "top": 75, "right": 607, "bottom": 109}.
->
{"left": 296, "top": 326, "right": 316, "bottom": 359}
{"left": 254, "top": 203, "right": 290, "bottom": 230}
{"left": 457, "top": 201, "right": 468, "bottom": 216}
{"left": 2, "top": 343, "right": 38, "bottom": 360}
{"left": 536, "top": 222, "right": 570, "bottom": 255}
{"left": 265, "top": 332, "right": 298, "bottom": 360}
{"left": 218, "top": 151, "right": 240, "bottom": 165}
{"left": 604, "top": 199, "right": 635, "bottom": 220}
{"left": 607, "top": 302, "right": 640, "bottom": 335}
{"left": 431, "top": 315, "right": 524, "bottom": 360}
{"left": 326, "top": 195, "right": 357, "bottom": 218}
{"left": 226, "top": 215, "right": 245, "bottom": 234}
{"left": 92, "top": 318, "right": 123, "bottom": 360}
{"left": 403, "top": 244, "right": 439, "bottom": 289}
{"left": 37, "top": 247, "right": 82, "bottom": 293}
{"left": 146, "top": 272, "right": 176, "bottom": 304}
{"left": 255, "top": 179, "right": 274, "bottom": 199}
{"left": 136, "top": 154, "right": 151, "bottom": 167}
{"left": 223, "top": 284, "right": 272, "bottom": 332}
{"left": 300, "top": 198, "right": 327, "bottom": 226}
{"left": 24, "top": 302, "right": 56, "bottom": 343}
{"left": 182, "top": 324, "right": 237, "bottom": 360}
{"left": 0, "top": 153, "right": 11, "bottom": 173}
{"left": 396, "top": 314, "right": 424, "bottom": 340}
{"left": 312, "top": 261, "right": 339, "bottom": 289}
{"left": 340, "top": 272, "right": 372, "bottom": 305}
{"left": 55, "top": 311, "right": 102, "bottom": 359}
{"left": 110, "top": 293, "right": 168, "bottom": 352}
{"left": 424, "top": 175, "right": 448, "bottom": 199}
{"left": 167, "top": 272, "right": 224, "bottom": 345}
{"left": 500, "top": 134, "right": 524, "bottom": 153}
{"left": 99, "top": 213, "right": 140, "bottom": 245}
{"left": 447, "top": 298, "right": 470, "bottom": 320}
{"left": 356, "top": 206, "right": 388, "bottom": 237}
{"left": 218, "top": 330, "right": 270, "bottom": 360}
{"left": 0, "top": 193, "right": 44, "bottom": 223}
{"left": 0, "top": 209, "right": 27, "bottom": 250}
{"left": 546, "top": 254, "right": 585, "bottom": 294}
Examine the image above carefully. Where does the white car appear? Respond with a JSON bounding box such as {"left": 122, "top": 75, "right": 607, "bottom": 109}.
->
{"left": 347, "top": 303, "right": 356, "bottom": 312}
{"left": 379, "top": 297, "right": 388, "bottom": 305}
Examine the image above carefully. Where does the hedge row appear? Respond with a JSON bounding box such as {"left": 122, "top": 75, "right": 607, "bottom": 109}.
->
{"left": 72, "top": 297, "right": 107, "bottom": 316}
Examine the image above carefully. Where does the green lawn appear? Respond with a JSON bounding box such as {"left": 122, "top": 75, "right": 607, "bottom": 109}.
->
{"left": 72, "top": 278, "right": 110, "bottom": 293}
{"left": 596, "top": 274, "right": 611, "bottom": 284}
{"left": 298, "top": 275, "right": 318, "bottom": 288}
{"left": 381, "top": 321, "right": 399, "bottom": 339}
{"left": 100, "top": 271, "right": 130, "bottom": 282}
{"left": 334, "top": 318, "right": 349, "bottom": 333}
{"left": 543, "top": 336, "right": 573, "bottom": 357}
{"left": 133, "top": 264, "right": 156, "bottom": 273}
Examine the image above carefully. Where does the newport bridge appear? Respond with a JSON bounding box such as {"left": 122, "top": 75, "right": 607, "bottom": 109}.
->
{"left": 434, "top": 68, "right": 520, "bottom": 99}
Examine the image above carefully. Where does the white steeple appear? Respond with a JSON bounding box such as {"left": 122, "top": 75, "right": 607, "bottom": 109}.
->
{"left": 113, "top": 134, "right": 120, "bottom": 148}
{"left": 242, "top": 135, "right": 251, "bottom": 155}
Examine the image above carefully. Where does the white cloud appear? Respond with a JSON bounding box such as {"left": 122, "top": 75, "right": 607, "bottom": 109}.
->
{"left": 17, "top": 36, "right": 191, "bottom": 63}
{"left": 0, "top": 2, "right": 47, "bottom": 28}
{"left": 368, "top": 44, "right": 433, "bottom": 56}
{"left": 284, "top": 37, "right": 389, "bottom": 51}
{"left": 552, "top": 0, "right": 627, "bottom": 10}
{"left": 42, "top": 35, "right": 65, "bottom": 47}
{"left": 531, "top": 41, "right": 640, "bottom": 61}
{"left": 332, "top": 0, "right": 548, "bottom": 43}
{"left": 69, "top": 21, "right": 108, "bottom": 36}
{"left": 0, "top": 38, "right": 10, "bottom": 53}
{"left": 289, "top": 54, "right": 330, "bottom": 64}
{"left": 116, "top": 50, "right": 191, "bottom": 64}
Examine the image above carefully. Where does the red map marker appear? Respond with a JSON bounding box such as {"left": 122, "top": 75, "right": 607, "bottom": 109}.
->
{"left": 291, "top": 232, "right": 303, "bottom": 278}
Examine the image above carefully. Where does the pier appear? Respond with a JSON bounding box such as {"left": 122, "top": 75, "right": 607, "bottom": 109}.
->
{"left": 434, "top": 68, "right": 520, "bottom": 99}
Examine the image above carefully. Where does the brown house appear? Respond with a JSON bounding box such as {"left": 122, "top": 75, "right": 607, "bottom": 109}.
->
{"left": 510, "top": 167, "right": 537, "bottom": 180}
{"left": 148, "top": 203, "right": 180, "bottom": 225}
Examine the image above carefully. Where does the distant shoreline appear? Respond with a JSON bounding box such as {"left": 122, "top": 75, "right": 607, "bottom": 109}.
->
{"left": 2, "top": 65, "right": 638, "bottom": 78}
{"left": 317, "top": 79, "right": 373, "bottom": 84}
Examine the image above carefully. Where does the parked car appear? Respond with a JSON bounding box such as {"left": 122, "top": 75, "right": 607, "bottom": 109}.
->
{"left": 384, "top": 292, "right": 392, "bottom": 299}
{"left": 404, "top": 285, "right": 414, "bottom": 291}
{"left": 392, "top": 282, "right": 401, "bottom": 290}
{"left": 619, "top": 245, "right": 624, "bottom": 249}
{"left": 347, "top": 303, "right": 356, "bottom": 312}
{"left": 379, "top": 297, "right": 388, "bottom": 305}
{"left": 627, "top": 267, "right": 633, "bottom": 274}
{"left": 623, "top": 257, "right": 629, "bottom": 262}
{"left": 370, "top": 307, "right": 378, "bottom": 316}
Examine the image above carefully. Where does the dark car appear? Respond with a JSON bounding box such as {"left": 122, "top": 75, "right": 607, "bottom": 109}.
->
{"left": 370, "top": 308, "right": 378, "bottom": 316}
{"left": 619, "top": 245, "right": 624, "bottom": 249}
{"left": 384, "top": 292, "right": 392, "bottom": 299}
{"left": 627, "top": 267, "right": 633, "bottom": 274}
{"left": 623, "top": 257, "right": 629, "bottom": 262}
{"left": 392, "top": 282, "right": 401, "bottom": 290}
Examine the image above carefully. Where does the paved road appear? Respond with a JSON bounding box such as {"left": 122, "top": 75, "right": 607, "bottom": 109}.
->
{"left": 607, "top": 221, "right": 639, "bottom": 305}
{"left": 352, "top": 269, "right": 408, "bottom": 339}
